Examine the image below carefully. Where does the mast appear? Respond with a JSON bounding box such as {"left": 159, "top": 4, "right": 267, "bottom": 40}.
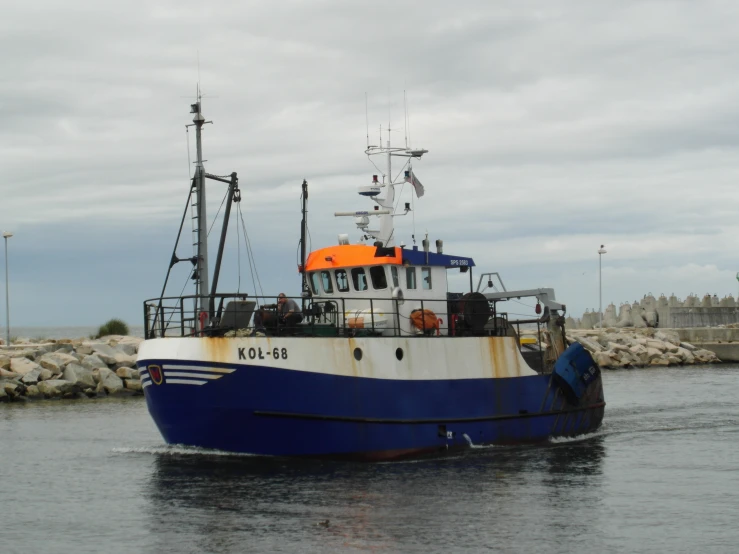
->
{"left": 377, "top": 139, "right": 395, "bottom": 246}
{"left": 300, "top": 179, "right": 309, "bottom": 297}
{"left": 334, "top": 102, "right": 426, "bottom": 246}
{"left": 191, "top": 98, "right": 210, "bottom": 321}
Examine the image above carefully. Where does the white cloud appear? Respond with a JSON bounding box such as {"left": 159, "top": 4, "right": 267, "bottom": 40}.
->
{"left": 3, "top": 0, "right": 739, "bottom": 324}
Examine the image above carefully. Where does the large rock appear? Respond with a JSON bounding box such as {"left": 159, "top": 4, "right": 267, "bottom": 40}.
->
{"left": 115, "top": 342, "right": 139, "bottom": 356}
{"left": 118, "top": 336, "right": 144, "bottom": 348}
{"left": 7, "top": 349, "right": 37, "bottom": 361}
{"left": 89, "top": 343, "right": 137, "bottom": 368}
{"left": 694, "top": 349, "right": 719, "bottom": 363}
{"left": 115, "top": 367, "right": 136, "bottom": 379}
{"left": 573, "top": 336, "right": 604, "bottom": 353}
{"left": 124, "top": 379, "right": 143, "bottom": 392}
{"left": 10, "top": 358, "right": 42, "bottom": 376}
{"left": 645, "top": 340, "right": 667, "bottom": 352}
{"left": 32, "top": 343, "right": 57, "bottom": 356}
{"left": 607, "top": 342, "right": 631, "bottom": 354}
{"left": 645, "top": 347, "right": 663, "bottom": 362}
{"left": 97, "top": 368, "right": 125, "bottom": 395}
{"left": 0, "top": 355, "right": 9, "bottom": 370}
{"left": 90, "top": 344, "right": 120, "bottom": 365}
{"left": 655, "top": 331, "right": 680, "bottom": 346}
{"left": 628, "top": 344, "right": 649, "bottom": 364}
{"left": 37, "top": 379, "right": 77, "bottom": 398}
{"left": 594, "top": 351, "right": 616, "bottom": 368}
{"left": 113, "top": 358, "right": 137, "bottom": 370}
{"left": 680, "top": 341, "right": 698, "bottom": 352}
{"left": 21, "top": 369, "right": 41, "bottom": 384}
{"left": 0, "top": 367, "right": 19, "bottom": 379}
{"left": 675, "top": 347, "right": 695, "bottom": 364}
{"left": 63, "top": 363, "right": 96, "bottom": 390}
{"left": 3, "top": 382, "right": 21, "bottom": 398}
{"left": 25, "top": 385, "right": 40, "bottom": 398}
{"left": 75, "top": 344, "right": 94, "bottom": 356}
{"left": 38, "top": 352, "right": 78, "bottom": 373}
{"left": 38, "top": 368, "right": 54, "bottom": 381}
{"left": 81, "top": 354, "right": 108, "bottom": 371}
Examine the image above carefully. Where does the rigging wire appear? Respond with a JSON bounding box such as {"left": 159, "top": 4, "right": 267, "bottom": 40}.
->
{"left": 393, "top": 159, "right": 410, "bottom": 185}
{"left": 237, "top": 202, "right": 264, "bottom": 298}
{"left": 162, "top": 266, "right": 196, "bottom": 334}
{"left": 207, "top": 187, "right": 230, "bottom": 237}
{"left": 237, "top": 204, "right": 258, "bottom": 298}
{"left": 512, "top": 299, "right": 536, "bottom": 309}
{"left": 367, "top": 154, "right": 385, "bottom": 177}
{"left": 393, "top": 181, "right": 407, "bottom": 213}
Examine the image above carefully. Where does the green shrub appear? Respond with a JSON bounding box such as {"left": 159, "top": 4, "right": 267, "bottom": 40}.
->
{"left": 96, "top": 318, "right": 130, "bottom": 338}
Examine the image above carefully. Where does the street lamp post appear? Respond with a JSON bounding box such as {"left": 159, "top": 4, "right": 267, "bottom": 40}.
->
{"left": 598, "top": 244, "right": 607, "bottom": 328}
{"left": 3, "top": 231, "right": 12, "bottom": 347}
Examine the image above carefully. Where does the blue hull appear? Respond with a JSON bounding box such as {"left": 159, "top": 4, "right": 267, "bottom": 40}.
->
{"left": 138, "top": 359, "right": 605, "bottom": 460}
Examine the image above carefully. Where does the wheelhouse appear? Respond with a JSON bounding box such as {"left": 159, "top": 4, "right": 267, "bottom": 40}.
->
{"left": 303, "top": 243, "right": 475, "bottom": 336}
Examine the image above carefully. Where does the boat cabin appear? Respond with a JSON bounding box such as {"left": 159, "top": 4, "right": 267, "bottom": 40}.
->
{"left": 304, "top": 243, "right": 475, "bottom": 336}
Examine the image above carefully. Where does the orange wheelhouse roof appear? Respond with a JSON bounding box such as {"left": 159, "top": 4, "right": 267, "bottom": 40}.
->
{"left": 304, "top": 245, "right": 402, "bottom": 272}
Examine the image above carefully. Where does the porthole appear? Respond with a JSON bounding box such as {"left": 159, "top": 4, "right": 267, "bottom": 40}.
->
{"left": 353, "top": 348, "right": 363, "bottom": 361}
{"left": 395, "top": 348, "right": 404, "bottom": 361}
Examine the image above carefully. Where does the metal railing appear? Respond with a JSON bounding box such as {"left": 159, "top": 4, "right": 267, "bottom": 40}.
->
{"left": 143, "top": 293, "right": 546, "bottom": 365}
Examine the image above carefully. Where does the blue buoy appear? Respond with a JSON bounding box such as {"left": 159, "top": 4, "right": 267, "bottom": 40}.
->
{"left": 552, "top": 342, "right": 600, "bottom": 405}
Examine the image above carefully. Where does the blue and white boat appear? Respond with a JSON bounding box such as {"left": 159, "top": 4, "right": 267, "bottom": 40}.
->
{"left": 136, "top": 100, "right": 605, "bottom": 460}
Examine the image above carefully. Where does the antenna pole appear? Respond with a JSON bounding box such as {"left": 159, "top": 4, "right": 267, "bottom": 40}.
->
{"left": 404, "top": 90, "right": 408, "bottom": 149}
{"left": 365, "top": 93, "right": 369, "bottom": 150}
{"left": 192, "top": 92, "right": 210, "bottom": 328}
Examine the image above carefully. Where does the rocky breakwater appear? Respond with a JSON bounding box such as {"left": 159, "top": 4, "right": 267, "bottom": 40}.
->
{"left": 0, "top": 335, "right": 143, "bottom": 402}
{"left": 563, "top": 328, "right": 720, "bottom": 369}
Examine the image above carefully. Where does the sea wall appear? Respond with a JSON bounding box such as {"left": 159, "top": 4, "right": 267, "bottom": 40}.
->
{"left": 0, "top": 335, "right": 143, "bottom": 402}
{"left": 573, "top": 293, "right": 739, "bottom": 329}
{"left": 558, "top": 328, "right": 720, "bottom": 369}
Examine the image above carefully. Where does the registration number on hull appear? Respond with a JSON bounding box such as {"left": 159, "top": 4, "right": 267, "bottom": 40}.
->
{"left": 238, "top": 347, "right": 288, "bottom": 361}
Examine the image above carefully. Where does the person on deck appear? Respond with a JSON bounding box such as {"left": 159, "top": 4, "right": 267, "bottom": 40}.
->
{"left": 278, "top": 293, "right": 303, "bottom": 328}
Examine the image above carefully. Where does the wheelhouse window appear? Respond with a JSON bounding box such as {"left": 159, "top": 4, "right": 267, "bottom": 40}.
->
{"left": 406, "top": 267, "right": 416, "bottom": 289}
{"left": 309, "top": 272, "right": 320, "bottom": 295}
{"left": 320, "top": 270, "right": 334, "bottom": 294}
{"left": 370, "top": 266, "right": 388, "bottom": 290}
{"left": 334, "top": 269, "right": 349, "bottom": 292}
{"left": 390, "top": 266, "right": 399, "bottom": 287}
{"left": 351, "top": 267, "right": 368, "bottom": 291}
{"left": 422, "top": 267, "right": 432, "bottom": 290}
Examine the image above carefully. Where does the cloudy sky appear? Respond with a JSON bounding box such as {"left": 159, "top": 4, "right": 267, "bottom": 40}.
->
{"left": 2, "top": 0, "right": 739, "bottom": 328}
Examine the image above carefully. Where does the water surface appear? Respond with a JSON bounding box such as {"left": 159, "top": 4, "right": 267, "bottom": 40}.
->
{"left": 1, "top": 365, "right": 737, "bottom": 553}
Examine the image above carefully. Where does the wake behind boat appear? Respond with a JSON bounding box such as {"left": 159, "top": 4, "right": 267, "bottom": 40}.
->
{"left": 136, "top": 99, "right": 605, "bottom": 460}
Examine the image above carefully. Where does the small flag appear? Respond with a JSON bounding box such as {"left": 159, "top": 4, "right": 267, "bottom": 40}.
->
{"left": 404, "top": 169, "right": 425, "bottom": 198}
